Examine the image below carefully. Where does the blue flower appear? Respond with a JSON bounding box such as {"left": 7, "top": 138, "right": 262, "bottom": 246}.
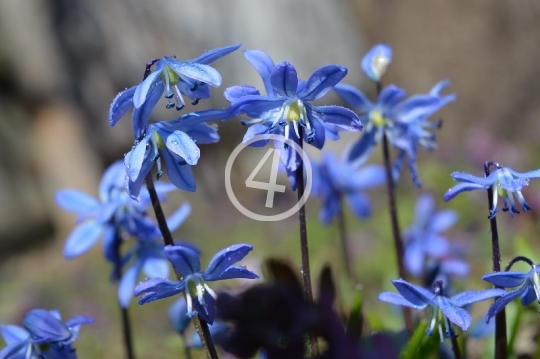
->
{"left": 117, "top": 202, "right": 198, "bottom": 308}
{"left": 134, "top": 244, "right": 258, "bottom": 324}
{"left": 482, "top": 264, "right": 540, "bottom": 323}
{"left": 378, "top": 279, "right": 505, "bottom": 337}
{"left": 124, "top": 109, "right": 222, "bottom": 198}
{"left": 311, "top": 151, "right": 385, "bottom": 224}
{"left": 444, "top": 165, "right": 540, "bottom": 218}
{"left": 361, "top": 43, "right": 392, "bottom": 82}
{"left": 0, "top": 309, "right": 92, "bottom": 359}
{"left": 169, "top": 297, "right": 192, "bottom": 335}
{"left": 109, "top": 44, "right": 240, "bottom": 138}
{"left": 56, "top": 161, "right": 175, "bottom": 261}
{"left": 404, "top": 193, "right": 469, "bottom": 278}
{"left": 223, "top": 50, "right": 363, "bottom": 190}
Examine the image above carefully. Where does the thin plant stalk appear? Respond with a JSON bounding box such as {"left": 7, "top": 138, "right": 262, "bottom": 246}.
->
{"left": 447, "top": 319, "right": 462, "bottom": 359}
{"left": 336, "top": 197, "right": 356, "bottom": 282}
{"left": 180, "top": 333, "right": 193, "bottom": 359}
{"left": 295, "top": 127, "right": 319, "bottom": 356}
{"left": 376, "top": 81, "right": 414, "bottom": 334}
{"left": 484, "top": 161, "right": 507, "bottom": 359}
{"left": 145, "top": 174, "right": 219, "bottom": 359}
{"left": 111, "top": 231, "right": 135, "bottom": 359}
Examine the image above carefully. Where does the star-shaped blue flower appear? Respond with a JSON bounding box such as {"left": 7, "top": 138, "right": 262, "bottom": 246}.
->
{"left": 134, "top": 244, "right": 258, "bottom": 324}
{"left": 0, "top": 309, "right": 92, "bottom": 359}
{"left": 109, "top": 44, "right": 239, "bottom": 137}
{"left": 55, "top": 161, "right": 176, "bottom": 261}
{"left": 124, "top": 109, "right": 222, "bottom": 198}
{"left": 223, "top": 50, "right": 363, "bottom": 190}
{"left": 483, "top": 264, "right": 540, "bottom": 323}
{"left": 404, "top": 194, "right": 469, "bottom": 278}
{"left": 361, "top": 43, "right": 392, "bottom": 82}
{"left": 311, "top": 151, "right": 385, "bottom": 224}
{"left": 444, "top": 165, "right": 540, "bottom": 218}
{"left": 378, "top": 279, "right": 505, "bottom": 337}
{"left": 334, "top": 80, "right": 455, "bottom": 186}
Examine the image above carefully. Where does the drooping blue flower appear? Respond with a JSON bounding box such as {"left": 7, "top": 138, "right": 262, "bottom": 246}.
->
{"left": 55, "top": 161, "right": 176, "bottom": 261}
{"left": 117, "top": 202, "right": 198, "bottom": 308}
{"left": 223, "top": 50, "right": 363, "bottom": 190}
{"left": 404, "top": 193, "right": 469, "bottom": 278}
{"left": 124, "top": 109, "right": 222, "bottom": 198}
{"left": 169, "top": 297, "right": 192, "bottom": 335}
{"left": 444, "top": 165, "right": 540, "bottom": 219}
{"left": 482, "top": 264, "right": 540, "bottom": 323}
{"left": 134, "top": 244, "right": 258, "bottom": 324}
{"left": 311, "top": 151, "right": 385, "bottom": 224}
{"left": 0, "top": 309, "right": 92, "bottom": 359}
{"left": 361, "top": 43, "right": 392, "bottom": 82}
{"left": 334, "top": 80, "right": 455, "bottom": 186}
{"left": 378, "top": 279, "right": 505, "bottom": 338}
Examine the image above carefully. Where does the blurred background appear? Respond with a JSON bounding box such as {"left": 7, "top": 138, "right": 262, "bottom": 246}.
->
{"left": 1, "top": 0, "right": 540, "bottom": 358}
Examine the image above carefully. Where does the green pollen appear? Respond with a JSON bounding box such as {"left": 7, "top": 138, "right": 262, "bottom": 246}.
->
{"left": 497, "top": 184, "right": 507, "bottom": 198}
{"left": 161, "top": 65, "right": 180, "bottom": 85}
{"left": 286, "top": 101, "right": 301, "bottom": 122}
{"left": 370, "top": 110, "right": 386, "bottom": 127}
{"left": 152, "top": 131, "right": 166, "bottom": 149}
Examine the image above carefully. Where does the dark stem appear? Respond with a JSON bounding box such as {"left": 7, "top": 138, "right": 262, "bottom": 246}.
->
{"left": 111, "top": 230, "right": 135, "bottom": 359}
{"left": 447, "top": 318, "right": 462, "bottom": 359}
{"left": 145, "top": 173, "right": 219, "bottom": 359}
{"left": 484, "top": 162, "right": 507, "bottom": 359}
{"left": 377, "top": 81, "right": 413, "bottom": 334}
{"left": 505, "top": 255, "right": 535, "bottom": 271}
{"left": 337, "top": 196, "right": 356, "bottom": 282}
{"left": 295, "top": 129, "right": 318, "bottom": 357}
{"left": 181, "top": 333, "right": 193, "bottom": 359}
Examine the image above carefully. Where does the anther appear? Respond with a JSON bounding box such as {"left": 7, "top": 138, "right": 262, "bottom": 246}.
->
{"left": 191, "top": 98, "right": 200, "bottom": 106}
{"left": 176, "top": 105, "right": 185, "bottom": 111}
{"left": 156, "top": 171, "right": 163, "bottom": 180}
{"left": 190, "top": 83, "right": 199, "bottom": 92}
{"left": 165, "top": 93, "right": 174, "bottom": 99}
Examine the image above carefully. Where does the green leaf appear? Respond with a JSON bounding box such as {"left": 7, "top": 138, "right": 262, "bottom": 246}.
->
{"left": 345, "top": 289, "right": 364, "bottom": 340}
{"left": 399, "top": 322, "right": 440, "bottom": 359}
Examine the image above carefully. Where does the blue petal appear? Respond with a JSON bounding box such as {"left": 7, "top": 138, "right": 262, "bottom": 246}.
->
{"left": 224, "top": 85, "right": 260, "bottom": 102}
{"left": 132, "top": 82, "right": 164, "bottom": 139}
{"left": 323, "top": 123, "right": 340, "bottom": 141}
{"left": 118, "top": 263, "right": 142, "bottom": 308}
{"left": 202, "top": 244, "right": 254, "bottom": 281}
{"left": 126, "top": 136, "right": 151, "bottom": 181}
{"left": 143, "top": 257, "right": 170, "bottom": 280}
{"left": 414, "top": 193, "right": 434, "bottom": 227}
{"left": 192, "top": 291, "right": 216, "bottom": 324}
{"left": 23, "top": 309, "right": 71, "bottom": 344}
{"left": 126, "top": 150, "right": 154, "bottom": 200}
{"left": 156, "top": 109, "right": 226, "bottom": 132}
{"left": 164, "top": 245, "right": 201, "bottom": 275}
{"left": 429, "top": 210, "right": 457, "bottom": 233}
{"left": 169, "top": 297, "right": 191, "bottom": 334}
{"left": 307, "top": 117, "right": 326, "bottom": 149}
{"left": 297, "top": 65, "right": 347, "bottom": 101}
{"left": 243, "top": 49, "right": 275, "bottom": 96}
{"left": 450, "top": 288, "right": 507, "bottom": 307}
{"left": 164, "top": 58, "right": 222, "bottom": 87}
{"left": 320, "top": 196, "right": 340, "bottom": 225}
{"left": 451, "top": 171, "right": 497, "bottom": 185}
{"left": 440, "top": 259, "right": 470, "bottom": 277}
{"left": 243, "top": 123, "right": 271, "bottom": 147}
{"left": 346, "top": 122, "right": 380, "bottom": 164}
{"left": 189, "top": 43, "right": 241, "bottom": 64}
{"left": 308, "top": 105, "right": 363, "bottom": 132}
{"left": 520, "top": 284, "right": 536, "bottom": 305}
{"left": 345, "top": 192, "right": 371, "bottom": 219}
{"left": 136, "top": 279, "right": 186, "bottom": 304}
{"left": 377, "top": 85, "right": 406, "bottom": 108}
{"left": 507, "top": 168, "right": 540, "bottom": 180}
{"left": 378, "top": 292, "right": 426, "bottom": 309}
{"left": 444, "top": 182, "right": 487, "bottom": 202}
{"left": 167, "top": 202, "right": 191, "bottom": 232}
{"left": 392, "top": 95, "right": 446, "bottom": 124}
{"left": 482, "top": 271, "right": 529, "bottom": 288}
{"left": 0, "top": 342, "right": 26, "bottom": 359}
{"left": 55, "top": 189, "right": 99, "bottom": 214}
{"left": 133, "top": 68, "right": 162, "bottom": 108}
{"left": 185, "top": 123, "right": 220, "bottom": 145}
{"left": 334, "top": 83, "right": 373, "bottom": 113}
{"left": 63, "top": 220, "right": 102, "bottom": 259}
{"left": 99, "top": 161, "right": 125, "bottom": 202}
{"left": 0, "top": 325, "right": 28, "bottom": 345}
{"left": 275, "top": 133, "right": 301, "bottom": 172}
{"left": 223, "top": 95, "right": 286, "bottom": 120}
{"left": 102, "top": 225, "right": 117, "bottom": 264}
{"left": 166, "top": 131, "right": 200, "bottom": 165}
{"left": 161, "top": 150, "right": 196, "bottom": 192}
{"left": 486, "top": 287, "right": 525, "bottom": 323}
{"left": 404, "top": 241, "right": 424, "bottom": 277}
{"left": 361, "top": 43, "right": 392, "bottom": 82}
{"left": 348, "top": 164, "right": 386, "bottom": 190}
{"left": 214, "top": 266, "right": 259, "bottom": 280}
{"left": 270, "top": 61, "right": 298, "bottom": 97}
{"left": 436, "top": 296, "right": 471, "bottom": 331}
{"left": 429, "top": 79, "right": 451, "bottom": 96}
{"left": 109, "top": 86, "right": 135, "bottom": 126}
{"left": 391, "top": 279, "right": 433, "bottom": 306}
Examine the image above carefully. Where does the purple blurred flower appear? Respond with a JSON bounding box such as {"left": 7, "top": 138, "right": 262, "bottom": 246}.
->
{"left": 361, "top": 43, "right": 392, "bottom": 82}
